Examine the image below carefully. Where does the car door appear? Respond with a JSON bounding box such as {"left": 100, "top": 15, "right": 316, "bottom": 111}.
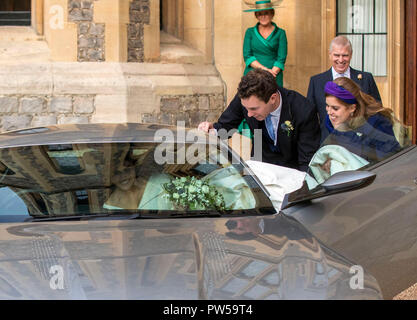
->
{"left": 283, "top": 145, "right": 417, "bottom": 298}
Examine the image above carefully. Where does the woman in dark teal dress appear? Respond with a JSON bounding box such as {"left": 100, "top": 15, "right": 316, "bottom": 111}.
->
{"left": 243, "top": 1, "right": 288, "bottom": 87}
{"left": 239, "top": 0, "right": 288, "bottom": 137}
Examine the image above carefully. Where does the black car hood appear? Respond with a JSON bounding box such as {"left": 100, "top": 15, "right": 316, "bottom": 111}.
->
{"left": 0, "top": 214, "right": 382, "bottom": 299}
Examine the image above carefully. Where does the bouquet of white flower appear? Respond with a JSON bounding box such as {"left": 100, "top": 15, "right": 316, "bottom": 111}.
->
{"left": 162, "top": 176, "right": 228, "bottom": 211}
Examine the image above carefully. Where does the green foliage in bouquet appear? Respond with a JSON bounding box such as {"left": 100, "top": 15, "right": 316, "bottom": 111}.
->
{"left": 163, "top": 176, "right": 228, "bottom": 211}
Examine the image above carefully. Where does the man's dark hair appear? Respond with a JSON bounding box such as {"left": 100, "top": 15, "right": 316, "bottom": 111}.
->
{"left": 237, "top": 69, "right": 278, "bottom": 103}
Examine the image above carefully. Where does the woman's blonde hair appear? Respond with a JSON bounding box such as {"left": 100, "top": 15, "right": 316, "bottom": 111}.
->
{"left": 328, "top": 77, "right": 394, "bottom": 124}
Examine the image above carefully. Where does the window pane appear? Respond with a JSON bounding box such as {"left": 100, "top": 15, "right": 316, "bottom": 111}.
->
{"left": 375, "top": 0, "right": 387, "bottom": 33}
{"left": 346, "top": 34, "right": 363, "bottom": 70}
{"left": 353, "top": 0, "right": 373, "bottom": 33}
{"left": 364, "top": 35, "right": 387, "bottom": 76}
{"left": 338, "top": 0, "right": 352, "bottom": 33}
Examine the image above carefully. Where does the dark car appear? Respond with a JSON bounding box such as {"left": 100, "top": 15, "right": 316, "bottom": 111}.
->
{"left": 282, "top": 123, "right": 416, "bottom": 299}
{"left": 0, "top": 123, "right": 383, "bottom": 299}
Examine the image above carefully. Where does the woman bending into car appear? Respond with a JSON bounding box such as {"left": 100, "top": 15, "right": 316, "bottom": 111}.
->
{"left": 322, "top": 77, "right": 401, "bottom": 163}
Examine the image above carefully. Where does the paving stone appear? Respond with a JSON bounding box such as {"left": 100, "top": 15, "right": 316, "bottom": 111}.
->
{"left": 2, "top": 115, "right": 32, "bottom": 132}
{"left": 210, "top": 95, "right": 225, "bottom": 111}
{"left": 50, "top": 97, "right": 73, "bottom": 113}
{"left": 79, "top": 23, "right": 90, "bottom": 34}
{"left": 31, "top": 116, "right": 58, "bottom": 127}
{"left": 0, "top": 97, "right": 18, "bottom": 113}
{"left": 141, "top": 113, "right": 157, "bottom": 124}
{"left": 161, "top": 98, "right": 180, "bottom": 112}
{"left": 58, "top": 116, "right": 89, "bottom": 124}
{"left": 198, "top": 96, "right": 209, "bottom": 110}
{"left": 189, "top": 111, "right": 208, "bottom": 127}
{"left": 89, "top": 23, "right": 105, "bottom": 36}
{"left": 74, "top": 96, "right": 94, "bottom": 114}
{"left": 183, "top": 96, "right": 198, "bottom": 111}
{"left": 174, "top": 113, "right": 190, "bottom": 127}
{"left": 159, "top": 112, "right": 173, "bottom": 125}
{"left": 20, "top": 97, "right": 45, "bottom": 113}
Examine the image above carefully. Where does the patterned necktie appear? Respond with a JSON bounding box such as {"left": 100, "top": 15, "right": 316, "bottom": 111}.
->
{"left": 265, "top": 114, "right": 275, "bottom": 142}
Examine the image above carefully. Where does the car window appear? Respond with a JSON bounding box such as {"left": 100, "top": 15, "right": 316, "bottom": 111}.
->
{"left": 0, "top": 142, "right": 275, "bottom": 221}
{"left": 305, "top": 118, "right": 413, "bottom": 190}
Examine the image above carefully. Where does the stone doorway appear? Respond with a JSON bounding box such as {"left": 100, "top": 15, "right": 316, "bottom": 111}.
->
{"left": 0, "top": 0, "right": 31, "bottom": 26}
{"left": 159, "top": 0, "right": 212, "bottom": 64}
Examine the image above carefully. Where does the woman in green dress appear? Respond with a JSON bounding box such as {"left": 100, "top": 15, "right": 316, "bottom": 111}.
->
{"left": 243, "top": 0, "right": 287, "bottom": 86}
{"left": 239, "top": 0, "right": 288, "bottom": 137}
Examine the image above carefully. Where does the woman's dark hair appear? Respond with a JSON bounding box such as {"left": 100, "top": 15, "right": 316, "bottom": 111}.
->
{"left": 237, "top": 69, "right": 278, "bottom": 103}
{"left": 326, "top": 76, "right": 394, "bottom": 124}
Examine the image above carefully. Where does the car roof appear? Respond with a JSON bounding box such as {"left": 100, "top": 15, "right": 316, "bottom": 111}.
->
{"left": 0, "top": 123, "right": 217, "bottom": 148}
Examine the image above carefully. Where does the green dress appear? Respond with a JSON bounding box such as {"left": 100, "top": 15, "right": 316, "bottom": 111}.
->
{"left": 239, "top": 22, "right": 288, "bottom": 138}
{"left": 243, "top": 22, "right": 288, "bottom": 87}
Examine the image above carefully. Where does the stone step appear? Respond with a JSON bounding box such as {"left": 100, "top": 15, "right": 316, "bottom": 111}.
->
{"left": 160, "top": 31, "right": 205, "bottom": 64}
{"left": 0, "top": 26, "right": 44, "bottom": 41}
{"left": 160, "top": 31, "right": 182, "bottom": 44}
{"left": 160, "top": 43, "right": 205, "bottom": 64}
{"left": 0, "top": 41, "right": 50, "bottom": 62}
{"left": 0, "top": 26, "right": 49, "bottom": 62}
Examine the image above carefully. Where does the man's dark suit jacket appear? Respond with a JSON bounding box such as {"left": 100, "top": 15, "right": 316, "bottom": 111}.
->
{"left": 213, "top": 87, "right": 320, "bottom": 172}
{"left": 307, "top": 67, "right": 381, "bottom": 141}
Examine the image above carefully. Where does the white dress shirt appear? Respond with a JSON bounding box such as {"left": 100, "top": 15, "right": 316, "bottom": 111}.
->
{"left": 332, "top": 66, "right": 351, "bottom": 80}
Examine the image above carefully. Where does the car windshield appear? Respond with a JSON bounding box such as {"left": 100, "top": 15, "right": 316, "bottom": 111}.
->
{"left": 304, "top": 117, "right": 413, "bottom": 190}
{"left": 0, "top": 141, "right": 275, "bottom": 221}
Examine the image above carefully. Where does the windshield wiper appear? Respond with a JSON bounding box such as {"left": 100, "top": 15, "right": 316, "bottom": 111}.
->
{"left": 168, "top": 211, "right": 223, "bottom": 218}
{"left": 30, "top": 208, "right": 266, "bottom": 222}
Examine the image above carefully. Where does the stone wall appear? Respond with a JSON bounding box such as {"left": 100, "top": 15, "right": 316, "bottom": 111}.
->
{"left": 0, "top": 95, "right": 95, "bottom": 132}
{"left": 0, "top": 92, "right": 224, "bottom": 133}
{"left": 68, "top": 0, "right": 105, "bottom": 62}
{"left": 0, "top": 63, "right": 225, "bottom": 133}
{"left": 142, "top": 94, "right": 224, "bottom": 127}
{"left": 128, "top": 0, "right": 150, "bottom": 62}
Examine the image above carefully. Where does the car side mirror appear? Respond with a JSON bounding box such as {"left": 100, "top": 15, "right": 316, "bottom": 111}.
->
{"left": 321, "top": 170, "right": 376, "bottom": 192}
{"left": 281, "top": 170, "right": 376, "bottom": 209}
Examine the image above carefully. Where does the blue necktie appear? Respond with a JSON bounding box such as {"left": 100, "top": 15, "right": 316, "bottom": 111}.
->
{"left": 265, "top": 114, "right": 275, "bottom": 143}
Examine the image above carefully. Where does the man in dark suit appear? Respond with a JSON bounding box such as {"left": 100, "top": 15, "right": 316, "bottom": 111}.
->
{"left": 307, "top": 35, "right": 381, "bottom": 141}
{"left": 198, "top": 69, "right": 320, "bottom": 172}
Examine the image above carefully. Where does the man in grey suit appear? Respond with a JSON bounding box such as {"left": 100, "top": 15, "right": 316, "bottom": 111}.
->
{"left": 307, "top": 36, "right": 381, "bottom": 141}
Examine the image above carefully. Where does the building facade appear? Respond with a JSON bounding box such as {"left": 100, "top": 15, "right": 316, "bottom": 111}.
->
{"left": 0, "top": 0, "right": 416, "bottom": 141}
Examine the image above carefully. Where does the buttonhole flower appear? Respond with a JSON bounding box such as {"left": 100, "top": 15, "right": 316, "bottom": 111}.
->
{"left": 281, "top": 120, "right": 294, "bottom": 137}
